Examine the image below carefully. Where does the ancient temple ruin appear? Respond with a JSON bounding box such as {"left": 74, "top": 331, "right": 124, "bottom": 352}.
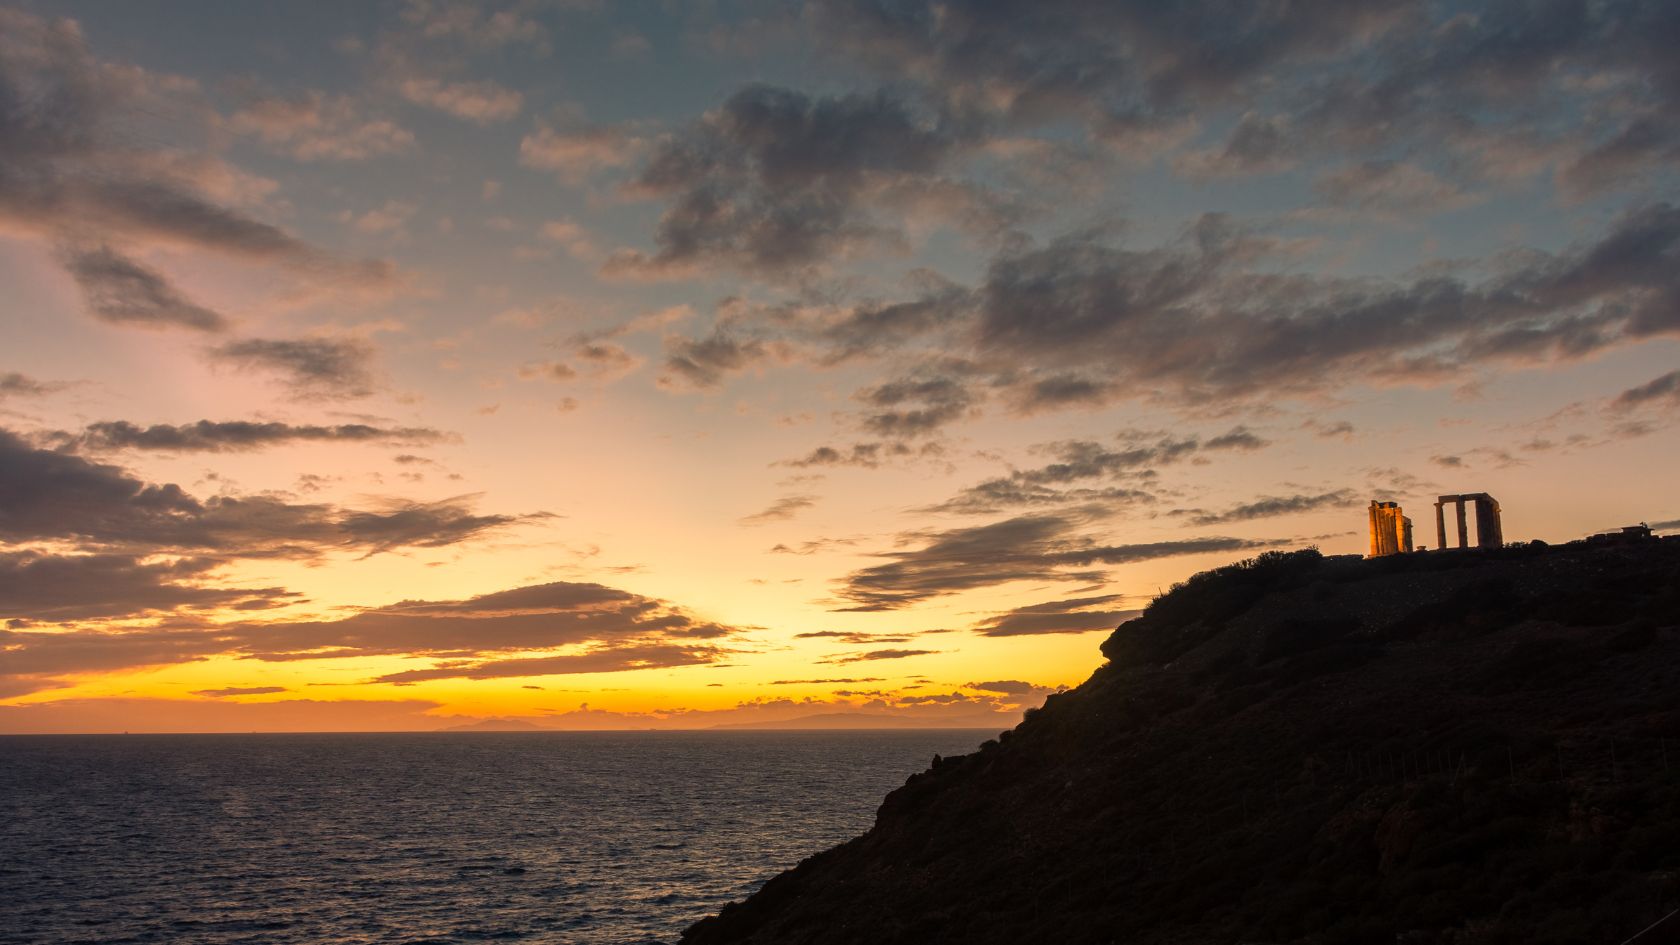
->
{"left": 1434, "top": 493, "right": 1503, "bottom": 550}
{"left": 1368, "top": 501, "right": 1414, "bottom": 557}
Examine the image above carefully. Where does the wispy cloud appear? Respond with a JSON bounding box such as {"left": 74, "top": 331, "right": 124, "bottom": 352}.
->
{"left": 0, "top": 428, "right": 537, "bottom": 560}
{"left": 1183, "top": 490, "right": 1358, "bottom": 526}
{"left": 837, "top": 512, "right": 1282, "bottom": 611}
{"left": 970, "top": 594, "right": 1142, "bottom": 637}
{"left": 53, "top": 420, "right": 448, "bottom": 453}
{"left": 210, "top": 338, "right": 378, "bottom": 400}
{"left": 1613, "top": 370, "right": 1680, "bottom": 410}
{"left": 739, "top": 494, "right": 819, "bottom": 526}
{"left": 2, "top": 576, "right": 740, "bottom": 697}
{"left": 228, "top": 91, "right": 414, "bottom": 162}
{"left": 59, "top": 245, "right": 228, "bottom": 332}
{"left": 820, "top": 648, "right": 939, "bottom": 664}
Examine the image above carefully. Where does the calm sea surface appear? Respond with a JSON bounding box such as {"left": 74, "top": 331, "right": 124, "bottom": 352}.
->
{"left": 0, "top": 730, "right": 991, "bottom": 944}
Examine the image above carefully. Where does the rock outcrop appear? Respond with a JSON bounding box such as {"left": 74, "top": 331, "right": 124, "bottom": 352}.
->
{"left": 683, "top": 539, "right": 1680, "bottom": 945}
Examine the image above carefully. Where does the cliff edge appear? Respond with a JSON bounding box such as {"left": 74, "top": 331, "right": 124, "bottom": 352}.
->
{"left": 683, "top": 538, "right": 1680, "bottom": 945}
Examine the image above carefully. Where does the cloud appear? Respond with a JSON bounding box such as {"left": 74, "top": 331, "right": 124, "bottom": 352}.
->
{"left": 1005, "top": 373, "right": 1118, "bottom": 413}
{"left": 346, "top": 200, "right": 417, "bottom": 236}
{"left": 337, "top": 495, "right": 541, "bottom": 557}
{"left": 1613, "top": 370, "right": 1680, "bottom": 410}
{"left": 1558, "top": 118, "right": 1678, "bottom": 200}
{"left": 0, "top": 373, "right": 64, "bottom": 398}
{"left": 210, "top": 338, "right": 377, "bottom": 400}
{"left": 0, "top": 574, "right": 737, "bottom": 700}
{"left": 1204, "top": 426, "right": 1270, "bottom": 451}
{"left": 59, "top": 245, "right": 228, "bottom": 331}
{"left": 563, "top": 8, "right": 1678, "bottom": 413}
{"left": 969, "top": 594, "right": 1143, "bottom": 637}
{"left": 398, "top": 77, "right": 522, "bottom": 123}
{"left": 768, "top": 536, "right": 861, "bottom": 556}
{"left": 607, "top": 199, "right": 1680, "bottom": 421}
{"left": 0, "top": 551, "right": 294, "bottom": 622}
{"left": 815, "top": 283, "right": 972, "bottom": 363}
{"left": 369, "top": 643, "right": 724, "bottom": 684}
{"left": 768, "top": 677, "right": 886, "bottom": 685}
{"left": 0, "top": 428, "right": 533, "bottom": 559}
{"left": 795, "top": 630, "right": 919, "bottom": 644}
{"left": 538, "top": 219, "right": 601, "bottom": 260}
{"left": 659, "top": 331, "right": 770, "bottom": 390}
{"left": 1307, "top": 419, "right": 1356, "bottom": 439}
{"left": 810, "top": 0, "right": 1407, "bottom": 136}
{"left": 228, "top": 91, "right": 414, "bottom": 162}
{"left": 926, "top": 480, "right": 1155, "bottom": 516}
{"left": 222, "top": 580, "right": 737, "bottom": 680}
{"left": 57, "top": 420, "right": 447, "bottom": 452}
{"left": 1314, "top": 160, "right": 1477, "bottom": 215}
{"left": 964, "top": 680, "right": 1052, "bottom": 697}
{"left": 836, "top": 511, "right": 1280, "bottom": 610}
{"left": 858, "top": 376, "right": 974, "bottom": 438}
{"left": 0, "top": 10, "right": 395, "bottom": 299}
{"left": 812, "top": 0, "right": 1680, "bottom": 202}
{"left": 967, "top": 205, "right": 1680, "bottom": 404}
{"left": 1176, "top": 113, "right": 1297, "bottom": 178}
{"left": 781, "top": 441, "right": 930, "bottom": 469}
{"left": 926, "top": 430, "right": 1260, "bottom": 515}
{"left": 0, "top": 678, "right": 1058, "bottom": 733}
{"left": 519, "top": 121, "right": 642, "bottom": 183}
{"left": 518, "top": 360, "right": 578, "bottom": 383}
{"left": 821, "top": 648, "right": 939, "bottom": 664}
{"left": 1184, "top": 489, "right": 1357, "bottom": 526}
{"left": 190, "top": 686, "right": 287, "bottom": 697}
{"left": 610, "top": 83, "right": 972, "bottom": 279}
{"left": 739, "top": 494, "right": 818, "bottom": 526}
{"left": 396, "top": 1, "right": 547, "bottom": 51}
{"left": 0, "top": 624, "right": 237, "bottom": 699}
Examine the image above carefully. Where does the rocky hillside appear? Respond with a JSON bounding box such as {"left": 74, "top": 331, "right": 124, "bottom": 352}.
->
{"left": 682, "top": 538, "right": 1680, "bottom": 945}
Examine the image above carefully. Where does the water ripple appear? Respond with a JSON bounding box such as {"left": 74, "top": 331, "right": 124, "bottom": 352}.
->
{"left": 0, "top": 730, "right": 987, "bottom": 945}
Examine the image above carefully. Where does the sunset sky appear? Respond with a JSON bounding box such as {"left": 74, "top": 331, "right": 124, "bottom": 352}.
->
{"left": 3, "top": 0, "right": 1678, "bottom": 733}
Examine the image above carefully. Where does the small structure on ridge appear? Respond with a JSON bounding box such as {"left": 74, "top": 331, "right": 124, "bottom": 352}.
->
{"left": 1586, "top": 523, "right": 1655, "bottom": 545}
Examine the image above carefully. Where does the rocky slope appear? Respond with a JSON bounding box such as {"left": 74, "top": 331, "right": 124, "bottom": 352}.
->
{"left": 682, "top": 538, "right": 1680, "bottom": 945}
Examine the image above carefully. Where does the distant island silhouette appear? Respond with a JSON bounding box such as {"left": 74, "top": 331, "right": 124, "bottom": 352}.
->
{"left": 709, "top": 713, "right": 998, "bottom": 731}
{"left": 441, "top": 718, "right": 546, "bottom": 732}
{"left": 682, "top": 536, "right": 1680, "bottom": 944}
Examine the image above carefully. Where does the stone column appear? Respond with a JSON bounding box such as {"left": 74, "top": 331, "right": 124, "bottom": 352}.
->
{"left": 1455, "top": 499, "right": 1468, "bottom": 549}
{"left": 1435, "top": 501, "right": 1447, "bottom": 551}
{"left": 1475, "top": 497, "right": 1503, "bottom": 548}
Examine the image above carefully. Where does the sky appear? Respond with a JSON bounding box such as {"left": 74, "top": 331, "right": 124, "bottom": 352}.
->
{"left": 2, "top": 0, "right": 1678, "bottom": 734}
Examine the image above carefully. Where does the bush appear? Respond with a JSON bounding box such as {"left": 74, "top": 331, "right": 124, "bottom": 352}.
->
{"left": 1101, "top": 548, "right": 1327, "bottom": 666}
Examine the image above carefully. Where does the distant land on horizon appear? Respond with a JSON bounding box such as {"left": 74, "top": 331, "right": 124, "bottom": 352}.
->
{"left": 443, "top": 713, "right": 1008, "bottom": 733}
{"left": 440, "top": 718, "right": 548, "bottom": 732}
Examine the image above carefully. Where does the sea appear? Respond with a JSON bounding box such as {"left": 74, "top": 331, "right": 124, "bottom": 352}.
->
{"left": 0, "top": 730, "right": 991, "bottom": 945}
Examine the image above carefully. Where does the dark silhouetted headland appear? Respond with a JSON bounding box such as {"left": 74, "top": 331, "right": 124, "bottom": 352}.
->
{"left": 683, "top": 537, "right": 1680, "bottom": 945}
